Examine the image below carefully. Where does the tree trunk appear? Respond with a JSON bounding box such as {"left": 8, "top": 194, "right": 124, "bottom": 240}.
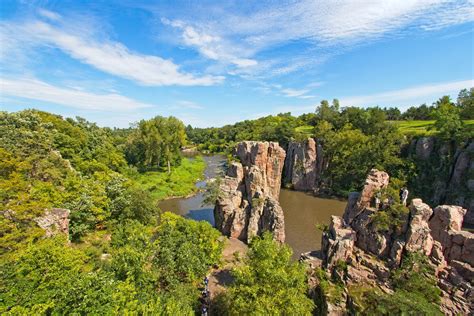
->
{"left": 167, "top": 159, "right": 171, "bottom": 174}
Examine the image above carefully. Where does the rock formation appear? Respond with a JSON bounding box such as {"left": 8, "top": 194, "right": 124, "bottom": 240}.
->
{"left": 283, "top": 138, "right": 324, "bottom": 191}
{"left": 409, "top": 137, "right": 473, "bottom": 225}
{"left": 34, "top": 208, "right": 70, "bottom": 238}
{"left": 343, "top": 168, "right": 389, "bottom": 225}
{"left": 304, "top": 169, "right": 473, "bottom": 315}
{"left": 214, "top": 141, "right": 286, "bottom": 243}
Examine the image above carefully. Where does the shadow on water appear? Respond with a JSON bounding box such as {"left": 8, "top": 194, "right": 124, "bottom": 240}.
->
{"left": 186, "top": 208, "right": 215, "bottom": 225}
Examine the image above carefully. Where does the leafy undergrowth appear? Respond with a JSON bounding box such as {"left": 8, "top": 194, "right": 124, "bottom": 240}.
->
{"left": 132, "top": 156, "right": 206, "bottom": 200}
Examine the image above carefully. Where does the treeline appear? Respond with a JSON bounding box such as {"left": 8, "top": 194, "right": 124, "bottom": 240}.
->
{"left": 188, "top": 88, "right": 473, "bottom": 195}
{"left": 187, "top": 88, "right": 473, "bottom": 153}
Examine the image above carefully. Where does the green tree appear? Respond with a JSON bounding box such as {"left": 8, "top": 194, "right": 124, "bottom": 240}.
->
{"left": 126, "top": 116, "right": 186, "bottom": 173}
{"left": 431, "top": 96, "right": 464, "bottom": 140}
{"left": 218, "top": 232, "right": 314, "bottom": 315}
{"left": 457, "top": 87, "right": 474, "bottom": 119}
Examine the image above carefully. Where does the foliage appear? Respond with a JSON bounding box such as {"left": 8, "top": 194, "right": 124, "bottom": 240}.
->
{"left": 202, "top": 176, "right": 222, "bottom": 206}
{"left": 131, "top": 156, "right": 206, "bottom": 200}
{"left": 217, "top": 232, "right": 314, "bottom": 315}
{"left": 457, "top": 87, "right": 474, "bottom": 119}
{"left": 125, "top": 116, "right": 186, "bottom": 172}
{"left": 431, "top": 96, "right": 464, "bottom": 140}
{"left": 153, "top": 212, "right": 223, "bottom": 288}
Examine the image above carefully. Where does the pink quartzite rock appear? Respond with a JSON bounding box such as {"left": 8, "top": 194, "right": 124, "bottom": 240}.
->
{"left": 343, "top": 169, "right": 389, "bottom": 224}
{"left": 321, "top": 216, "right": 356, "bottom": 269}
{"left": 34, "top": 208, "right": 70, "bottom": 238}
{"left": 405, "top": 199, "right": 434, "bottom": 255}
{"left": 215, "top": 141, "right": 286, "bottom": 243}
{"left": 283, "top": 138, "right": 318, "bottom": 191}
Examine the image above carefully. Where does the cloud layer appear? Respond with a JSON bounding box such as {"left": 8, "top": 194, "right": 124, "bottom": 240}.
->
{"left": 1, "top": 77, "right": 152, "bottom": 111}
{"left": 1, "top": 13, "right": 223, "bottom": 86}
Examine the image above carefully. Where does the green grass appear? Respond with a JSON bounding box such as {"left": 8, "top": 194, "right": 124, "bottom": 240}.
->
{"left": 133, "top": 156, "right": 206, "bottom": 201}
{"left": 295, "top": 125, "right": 314, "bottom": 137}
{"left": 389, "top": 120, "right": 474, "bottom": 136}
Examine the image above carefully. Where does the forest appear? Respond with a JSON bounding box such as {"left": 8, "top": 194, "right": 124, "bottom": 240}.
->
{"left": 0, "top": 87, "right": 473, "bottom": 315}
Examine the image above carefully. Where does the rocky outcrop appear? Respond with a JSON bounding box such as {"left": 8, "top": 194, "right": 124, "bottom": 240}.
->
{"left": 306, "top": 169, "right": 473, "bottom": 315}
{"left": 321, "top": 216, "right": 356, "bottom": 269}
{"left": 408, "top": 137, "right": 473, "bottom": 225}
{"left": 34, "top": 208, "right": 70, "bottom": 238}
{"left": 283, "top": 138, "right": 323, "bottom": 191}
{"left": 405, "top": 199, "right": 433, "bottom": 255}
{"left": 214, "top": 141, "right": 286, "bottom": 243}
{"left": 343, "top": 169, "right": 389, "bottom": 225}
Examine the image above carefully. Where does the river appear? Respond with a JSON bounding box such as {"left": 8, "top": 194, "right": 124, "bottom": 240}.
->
{"left": 158, "top": 155, "right": 347, "bottom": 258}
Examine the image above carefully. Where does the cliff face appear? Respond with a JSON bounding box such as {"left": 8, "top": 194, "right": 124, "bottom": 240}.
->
{"left": 408, "top": 137, "right": 473, "bottom": 225}
{"left": 308, "top": 169, "right": 473, "bottom": 315}
{"left": 214, "top": 141, "right": 286, "bottom": 243}
{"left": 283, "top": 138, "right": 324, "bottom": 191}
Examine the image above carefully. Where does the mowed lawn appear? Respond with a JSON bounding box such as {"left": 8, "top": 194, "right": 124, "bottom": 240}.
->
{"left": 296, "top": 120, "right": 473, "bottom": 137}
{"left": 389, "top": 120, "right": 474, "bottom": 136}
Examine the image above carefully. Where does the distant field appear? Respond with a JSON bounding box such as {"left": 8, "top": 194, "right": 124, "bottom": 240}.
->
{"left": 295, "top": 125, "right": 313, "bottom": 136}
{"left": 389, "top": 120, "right": 474, "bottom": 136}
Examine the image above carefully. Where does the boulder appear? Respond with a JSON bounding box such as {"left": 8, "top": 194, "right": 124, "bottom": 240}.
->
{"left": 215, "top": 141, "right": 286, "bottom": 243}
{"left": 322, "top": 216, "right": 356, "bottom": 269}
{"left": 405, "top": 199, "right": 434, "bottom": 255}
{"left": 34, "top": 208, "right": 70, "bottom": 238}
{"left": 343, "top": 169, "right": 389, "bottom": 224}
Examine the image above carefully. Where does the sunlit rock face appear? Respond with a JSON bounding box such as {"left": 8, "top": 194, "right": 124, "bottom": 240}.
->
{"left": 214, "top": 141, "right": 286, "bottom": 243}
{"left": 283, "top": 138, "right": 323, "bottom": 191}
{"left": 313, "top": 169, "right": 474, "bottom": 315}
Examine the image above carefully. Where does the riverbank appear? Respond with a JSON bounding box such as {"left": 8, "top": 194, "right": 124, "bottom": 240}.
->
{"left": 132, "top": 156, "right": 206, "bottom": 201}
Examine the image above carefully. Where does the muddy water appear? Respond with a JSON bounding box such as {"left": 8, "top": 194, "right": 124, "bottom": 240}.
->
{"left": 158, "top": 155, "right": 347, "bottom": 258}
{"left": 280, "top": 190, "right": 346, "bottom": 258}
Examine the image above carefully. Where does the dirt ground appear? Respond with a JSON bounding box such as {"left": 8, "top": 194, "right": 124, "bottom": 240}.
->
{"left": 208, "top": 237, "right": 248, "bottom": 299}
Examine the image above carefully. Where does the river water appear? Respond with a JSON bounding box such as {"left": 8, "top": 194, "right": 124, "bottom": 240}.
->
{"left": 158, "top": 155, "right": 347, "bottom": 258}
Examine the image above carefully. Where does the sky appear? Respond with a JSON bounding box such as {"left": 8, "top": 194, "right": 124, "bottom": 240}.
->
{"left": 0, "top": 0, "right": 473, "bottom": 128}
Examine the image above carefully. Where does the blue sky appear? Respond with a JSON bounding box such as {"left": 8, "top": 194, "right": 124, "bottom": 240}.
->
{"left": 0, "top": 0, "right": 473, "bottom": 127}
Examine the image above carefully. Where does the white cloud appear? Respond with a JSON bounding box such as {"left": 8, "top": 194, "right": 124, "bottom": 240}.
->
{"left": 176, "top": 100, "right": 203, "bottom": 109}
{"left": 0, "top": 77, "right": 152, "bottom": 111}
{"left": 162, "top": 19, "right": 258, "bottom": 70}
{"left": 37, "top": 9, "right": 61, "bottom": 21}
{"left": 155, "top": 1, "right": 473, "bottom": 76}
{"left": 339, "top": 79, "right": 474, "bottom": 107}
{"left": 1, "top": 17, "right": 224, "bottom": 86}
{"left": 281, "top": 88, "right": 310, "bottom": 98}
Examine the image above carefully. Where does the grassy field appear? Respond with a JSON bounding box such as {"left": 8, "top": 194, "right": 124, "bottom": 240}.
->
{"left": 389, "top": 120, "right": 474, "bottom": 136}
{"left": 133, "top": 156, "right": 206, "bottom": 201}
{"left": 296, "top": 120, "right": 474, "bottom": 137}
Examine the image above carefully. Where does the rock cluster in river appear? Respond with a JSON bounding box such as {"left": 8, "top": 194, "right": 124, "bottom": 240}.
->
{"left": 214, "top": 141, "right": 286, "bottom": 243}
{"left": 303, "top": 169, "right": 473, "bottom": 315}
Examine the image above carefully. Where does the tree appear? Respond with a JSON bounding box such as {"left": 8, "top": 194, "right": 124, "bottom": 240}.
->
{"left": 431, "top": 96, "right": 464, "bottom": 140}
{"left": 217, "top": 232, "right": 314, "bottom": 315}
{"left": 126, "top": 116, "right": 186, "bottom": 172}
{"left": 457, "top": 87, "right": 474, "bottom": 119}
